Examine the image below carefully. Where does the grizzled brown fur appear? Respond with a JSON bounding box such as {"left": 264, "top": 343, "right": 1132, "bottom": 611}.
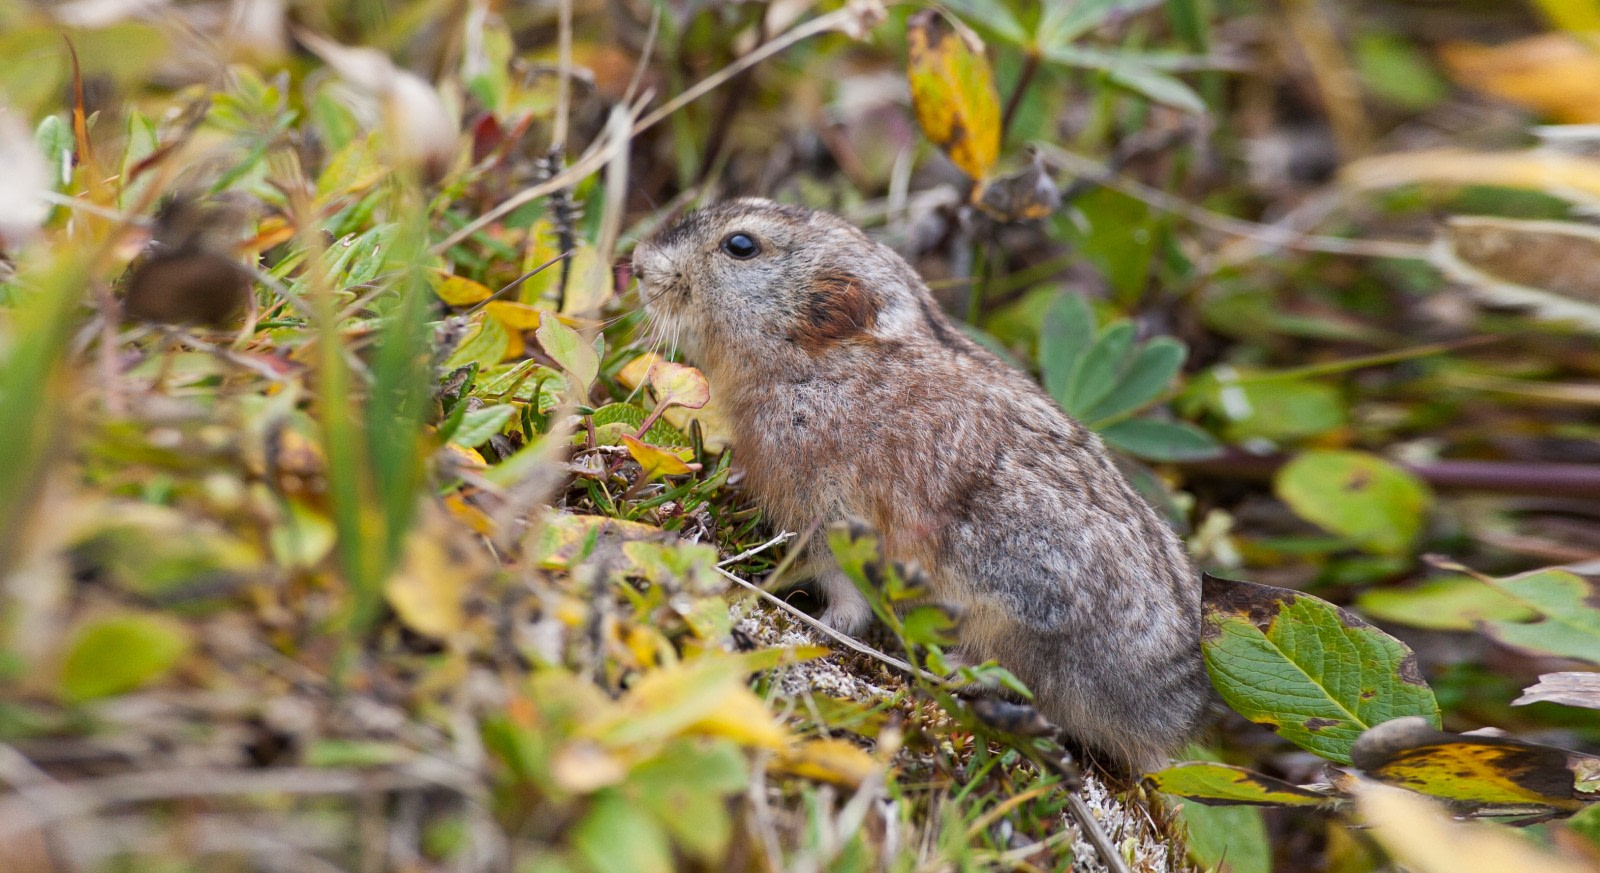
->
{"left": 633, "top": 199, "right": 1209, "bottom": 772}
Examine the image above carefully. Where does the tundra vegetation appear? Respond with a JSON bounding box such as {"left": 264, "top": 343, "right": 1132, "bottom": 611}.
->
{"left": 0, "top": 1, "right": 1597, "bottom": 872}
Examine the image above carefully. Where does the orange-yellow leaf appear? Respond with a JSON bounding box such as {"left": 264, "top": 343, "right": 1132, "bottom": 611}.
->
{"left": 484, "top": 299, "right": 545, "bottom": 330}
{"left": 622, "top": 434, "right": 698, "bottom": 482}
{"left": 1441, "top": 34, "right": 1600, "bottom": 124}
{"left": 907, "top": 9, "right": 1001, "bottom": 184}
{"left": 648, "top": 360, "right": 710, "bottom": 411}
{"left": 434, "top": 271, "right": 494, "bottom": 306}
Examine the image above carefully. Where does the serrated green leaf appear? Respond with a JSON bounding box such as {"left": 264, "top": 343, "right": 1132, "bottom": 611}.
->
{"left": 1275, "top": 451, "right": 1432, "bottom": 556}
{"left": 450, "top": 405, "right": 514, "bottom": 448}
{"left": 60, "top": 612, "right": 193, "bottom": 702}
{"left": 1098, "top": 417, "right": 1221, "bottom": 461}
{"left": 1063, "top": 320, "right": 1136, "bottom": 415}
{"left": 1147, "top": 761, "right": 1331, "bottom": 807}
{"left": 1084, "top": 336, "right": 1187, "bottom": 424}
{"left": 589, "top": 403, "right": 687, "bottom": 447}
{"left": 1040, "top": 292, "right": 1095, "bottom": 404}
{"left": 1201, "top": 575, "right": 1440, "bottom": 765}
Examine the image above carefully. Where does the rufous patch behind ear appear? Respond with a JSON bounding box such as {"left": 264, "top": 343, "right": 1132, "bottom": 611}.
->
{"left": 791, "top": 271, "right": 879, "bottom": 350}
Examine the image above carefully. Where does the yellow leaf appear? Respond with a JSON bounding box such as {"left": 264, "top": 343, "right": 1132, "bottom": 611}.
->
{"left": 527, "top": 512, "right": 666, "bottom": 571}
{"left": 443, "top": 493, "right": 494, "bottom": 536}
{"left": 907, "top": 9, "right": 1001, "bottom": 184}
{"left": 442, "top": 443, "right": 488, "bottom": 469}
{"left": 775, "top": 738, "right": 880, "bottom": 787}
{"left": 1355, "top": 780, "right": 1594, "bottom": 873}
{"left": 484, "top": 299, "right": 545, "bottom": 330}
{"left": 622, "top": 434, "right": 699, "bottom": 482}
{"left": 433, "top": 271, "right": 494, "bottom": 306}
{"left": 594, "top": 658, "right": 790, "bottom": 751}
{"left": 616, "top": 352, "right": 658, "bottom": 391}
{"left": 384, "top": 535, "right": 468, "bottom": 639}
{"left": 1441, "top": 34, "right": 1600, "bottom": 124}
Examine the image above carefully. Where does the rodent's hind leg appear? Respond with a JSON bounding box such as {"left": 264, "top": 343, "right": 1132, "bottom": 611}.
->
{"left": 816, "top": 568, "right": 874, "bottom": 635}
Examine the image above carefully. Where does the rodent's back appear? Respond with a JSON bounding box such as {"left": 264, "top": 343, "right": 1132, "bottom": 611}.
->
{"left": 635, "top": 199, "right": 1209, "bottom": 770}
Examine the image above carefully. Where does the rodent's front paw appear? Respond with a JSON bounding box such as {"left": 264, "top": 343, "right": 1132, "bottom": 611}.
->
{"left": 817, "top": 580, "right": 874, "bottom": 636}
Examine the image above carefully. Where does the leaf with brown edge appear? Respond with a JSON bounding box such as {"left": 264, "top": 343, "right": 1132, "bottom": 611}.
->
{"left": 906, "top": 9, "right": 1001, "bottom": 185}
{"left": 1352, "top": 716, "right": 1585, "bottom": 812}
{"left": 1201, "top": 574, "right": 1440, "bottom": 764}
{"left": 1147, "top": 761, "right": 1333, "bottom": 808}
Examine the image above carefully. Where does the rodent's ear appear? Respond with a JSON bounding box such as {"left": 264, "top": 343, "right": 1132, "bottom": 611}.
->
{"left": 790, "top": 271, "right": 880, "bottom": 351}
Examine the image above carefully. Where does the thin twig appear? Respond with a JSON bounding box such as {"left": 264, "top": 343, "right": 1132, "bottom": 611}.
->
{"left": 716, "top": 530, "right": 796, "bottom": 567}
{"left": 1066, "top": 791, "right": 1136, "bottom": 873}
{"left": 714, "top": 565, "right": 928, "bottom": 680}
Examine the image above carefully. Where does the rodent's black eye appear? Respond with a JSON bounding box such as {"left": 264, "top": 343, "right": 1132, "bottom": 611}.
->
{"left": 720, "top": 233, "right": 760, "bottom": 260}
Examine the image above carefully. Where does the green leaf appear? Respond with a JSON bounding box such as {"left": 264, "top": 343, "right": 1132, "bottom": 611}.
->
{"left": 1176, "top": 800, "right": 1272, "bottom": 873}
{"left": 1208, "top": 379, "right": 1347, "bottom": 443}
{"left": 476, "top": 359, "right": 566, "bottom": 411}
{"left": 1355, "top": 575, "right": 1535, "bottom": 632}
{"left": 1040, "top": 45, "right": 1205, "bottom": 112}
{"left": 536, "top": 311, "right": 598, "bottom": 390}
{"left": 1037, "top": 0, "right": 1162, "bottom": 48}
{"left": 60, "top": 612, "right": 193, "bottom": 702}
{"left": 1474, "top": 568, "right": 1600, "bottom": 664}
{"left": 589, "top": 403, "right": 687, "bottom": 448}
{"left": 1275, "top": 450, "right": 1432, "bottom": 556}
{"left": 1083, "top": 335, "right": 1186, "bottom": 424}
{"left": 1040, "top": 292, "right": 1095, "bottom": 404}
{"left": 1108, "top": 62, "right": 1206, "bottom": 114}
{"left": 1063, "top": 320, "right": 1136, "bottom": 415}
{"left": 939, "top": 0, "right": 1029, "bottom": 46}
{"left": 1201, "top": 575, "right": 1441, "bottom": 765}
{"left": 1147, "top": 761, "right": 1331, "bottom": 808}
{"left": 572, "top": 790, "right": 673, "bottom": 873}
{"left": 1566, "top": 802, "right": 1600, "bottom": 855}
{"left": 629, "top": 738, "right": 747, "bottom": 862}
{"left": 1098, "top": 418, "right": 1221, "bottom": 461}
{"left": 450, "top": 404, "right": 514, "bottom": 448}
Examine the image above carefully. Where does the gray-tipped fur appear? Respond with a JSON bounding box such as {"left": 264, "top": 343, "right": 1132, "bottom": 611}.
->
{"left": 634, "top": 199, "right": 1209, "bottom": 772}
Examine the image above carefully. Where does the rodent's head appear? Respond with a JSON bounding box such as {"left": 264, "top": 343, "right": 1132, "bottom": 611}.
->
{"left": 633, "top": 198, "right": 925, "bottom": 376}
